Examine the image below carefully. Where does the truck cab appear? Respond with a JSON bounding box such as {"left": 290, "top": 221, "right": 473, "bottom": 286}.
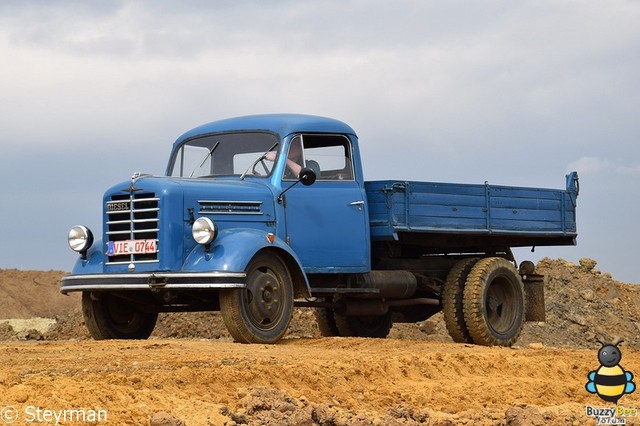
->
{"left": 62, "top": 114, "right": 578, "bottom": 346}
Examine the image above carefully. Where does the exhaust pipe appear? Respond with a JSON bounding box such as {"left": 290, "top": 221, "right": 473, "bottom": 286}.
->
{"left": 350, "top": 270, "right": 417, "bottom": 299}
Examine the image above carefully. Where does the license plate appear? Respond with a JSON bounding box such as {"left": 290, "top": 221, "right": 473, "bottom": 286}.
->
{"left": 107, "top": 239, "right": 157, "bottom": 256}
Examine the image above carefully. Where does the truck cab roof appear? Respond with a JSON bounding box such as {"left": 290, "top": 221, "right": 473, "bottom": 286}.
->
{"left": 173, "top": 114, "right": 357, "bottom": 148}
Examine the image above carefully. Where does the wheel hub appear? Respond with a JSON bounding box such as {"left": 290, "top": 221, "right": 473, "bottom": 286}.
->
{"left": 486, "top": 276, "right": 515, "bottom": 333}
{"left": 262, "top": 289, "right": 273, "bottom": 304}
{"left": 245, "top": 268, "right": 282, "bottom": 328}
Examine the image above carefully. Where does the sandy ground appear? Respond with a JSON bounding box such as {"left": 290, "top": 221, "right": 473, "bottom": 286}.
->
{"left": 1, "top": 260, "right": 640, "bottom": 425}
{"left": 2, "top": 338, "right": 639, "bottom": 425}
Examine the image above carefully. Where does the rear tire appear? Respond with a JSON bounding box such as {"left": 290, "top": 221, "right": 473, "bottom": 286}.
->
{"left": 82, "top": 292, "right": 157, "bottom": 340}
{"left": 220, "top": 252, "right": 294, "bottom": 344}
{"left": 442, "top": 258, "right": 478, "bottom": 343}
{"left": 314, "top": 298, "right": 340, "bottom": 337}
{"left": 463, "top": 257, "right": 525, "bottom": 346}
{"left": 334, "top": 311, "right": 393, "bottom": 338}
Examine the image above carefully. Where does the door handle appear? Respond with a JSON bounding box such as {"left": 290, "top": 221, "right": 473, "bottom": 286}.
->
{"left": 349, "top": 201, "right": 365, "bottom": 210}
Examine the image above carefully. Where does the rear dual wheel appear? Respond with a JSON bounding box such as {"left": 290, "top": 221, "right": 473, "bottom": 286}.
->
{"left": 334, "top": 310, "right": 393, "bottom": 338}
{"left": 314, "top": 298, "right": 340, "bottom": 337}
{"left": 442, "top": 257, "right": 525, "bottom": 347}
{"left": 463, "top": 257, "right": 525, "bottom": 347}
{"left": 314, "top": 296, "right": 392, "bottom": 338}
{"left": 443, "top": 258, "right": 478, "bottom": 343}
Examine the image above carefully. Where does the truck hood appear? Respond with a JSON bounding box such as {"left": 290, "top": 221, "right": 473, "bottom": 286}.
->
{"left": 104, "top": 175, "right": 276, "bottom": 219}
{"left": 101, "top": 175, "right": 277, "bottom": 272}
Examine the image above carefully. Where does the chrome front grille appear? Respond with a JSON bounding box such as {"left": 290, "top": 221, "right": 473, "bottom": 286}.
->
{"left": 106, "top": 193, "right": 159, "bottom": 264}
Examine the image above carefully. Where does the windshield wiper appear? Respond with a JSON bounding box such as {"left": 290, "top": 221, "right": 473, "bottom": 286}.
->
{"left": 189, "top": 141, "right": 220, "bottom": 178}
{"left": 240, "top": 142, "right": 279, "bottom": 180}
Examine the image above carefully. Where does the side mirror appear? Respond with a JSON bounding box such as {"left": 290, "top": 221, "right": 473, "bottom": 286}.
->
{"left": 278, "top": 168, "right": 317, "bottom": 204}
{"left": 298, "top": 168, "right": 317, "bottom": 186}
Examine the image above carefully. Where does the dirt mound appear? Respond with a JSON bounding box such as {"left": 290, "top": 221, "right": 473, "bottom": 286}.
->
{"left": 0, "top": 269, "right": 78, "bottom": 319}
{"left": 2, "top": 258, "right": 639, "bottom": 348}
{"left": 1, "top": 261, "right": 639, "bottom": 424}
{"left": 1, "top": 339, "right": 636, "bottom": 425}
{"left": 521, "top": 257, "right": 640, "bottom": 348}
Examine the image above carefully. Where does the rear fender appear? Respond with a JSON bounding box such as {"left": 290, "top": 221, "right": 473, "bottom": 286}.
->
{"left": 184, "top": 228, "right": 311, "bottom": 296}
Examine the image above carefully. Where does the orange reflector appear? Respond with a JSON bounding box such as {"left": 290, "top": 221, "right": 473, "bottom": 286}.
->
{"left": 266, "top": 233, "right": 275, "bottom": 244}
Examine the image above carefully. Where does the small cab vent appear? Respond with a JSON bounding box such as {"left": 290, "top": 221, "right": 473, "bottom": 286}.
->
{"left": 199, "top": 200, "right": 262, "bottom": 215}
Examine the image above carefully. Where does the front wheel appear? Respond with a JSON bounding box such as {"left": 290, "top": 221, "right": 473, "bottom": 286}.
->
{"left": 463, "top": 257, "right": 525, "bottom": 347}
{"left": 82, "top": 292, "right": 158, "bottom": 340}
{"left": 220, "top": 252, "right": 294, "bottom": 344}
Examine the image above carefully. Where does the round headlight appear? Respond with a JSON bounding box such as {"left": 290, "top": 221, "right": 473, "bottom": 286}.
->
{"left": 68, "top": 225, "right": 94, "bottom": 253}
{"left": 192, "top": 217, "right": 217, "bottom": 245}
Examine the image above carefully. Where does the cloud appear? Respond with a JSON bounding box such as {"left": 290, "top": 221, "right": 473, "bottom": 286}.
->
{"left": 567, "top": 156, "right": 640, "bottom": 177}
{"left": 0, "top": 0, "right": 639, "bottom": 283}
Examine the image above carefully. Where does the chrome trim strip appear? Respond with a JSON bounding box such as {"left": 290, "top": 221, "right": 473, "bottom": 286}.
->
{"left": 199, "top": 210, "right": 262, "bottom": 215}
{"left": 106, "top": 229, "right": 160, "bottom": 235}
{"left": 106, "top": 198, "right": 161, "bottom": 204}
{"left": 105, "top": 259, "right": 160, "bottom": 265}
{"left": 60, "top": 283, "right": 245, "bottom": 293}
{"left": 62, "top": 272, "right": 247, "bottom": 280}
{"left": 130, "top": 197, "right": 160, "bottom": 202}
{"left": 107, "top": 208, "right": 159, "bottom": 215}
{"left": 198, "top": 199, "right": 263, "bottom": 215}
{"left": 198, "top": 200, "right": 263, "bottom": 205}
{"left": 60, "top": 271, "right": 247, "bottom": 294}
{"left": 106, "top": 218, "right": 159, "bottom": 225}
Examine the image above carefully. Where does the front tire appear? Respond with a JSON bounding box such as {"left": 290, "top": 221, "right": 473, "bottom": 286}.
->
{"left": 82, "top": 292, "right": 158, "bottom": 340}
{"left": 220, "top": 252, "right": 294, "bottom": 344}
{"left": 463, "top": 257, "right": 525, "bottom": 346}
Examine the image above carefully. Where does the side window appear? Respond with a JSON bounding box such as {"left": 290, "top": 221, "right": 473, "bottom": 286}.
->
{"left": 282, "top": 136, "right": 304, "bottom": 180}
{"left": 283, "top": 134, "right": 354, "bottom": 181}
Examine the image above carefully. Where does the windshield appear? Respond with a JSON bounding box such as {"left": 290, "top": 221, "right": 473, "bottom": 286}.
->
{"left": 168, "top": 132, "right": 279, "bottom": 178}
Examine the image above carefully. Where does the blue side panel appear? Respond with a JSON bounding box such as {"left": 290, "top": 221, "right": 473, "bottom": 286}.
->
{"left": 365, "top": 173, "right": 578, "bottom": 244}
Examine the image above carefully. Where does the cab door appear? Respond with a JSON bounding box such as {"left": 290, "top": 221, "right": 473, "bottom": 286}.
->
{"left": 282, "top": 134, "right": 370, "bottom": 273}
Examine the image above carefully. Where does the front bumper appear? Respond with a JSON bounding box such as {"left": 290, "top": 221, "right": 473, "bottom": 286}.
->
{"left": 60, "top": 271, "right": 246, "bottom": 294}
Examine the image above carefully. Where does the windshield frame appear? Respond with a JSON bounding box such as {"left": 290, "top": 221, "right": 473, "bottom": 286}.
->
{"left": 165, "top": 130, "right": 281, "bottom": 178}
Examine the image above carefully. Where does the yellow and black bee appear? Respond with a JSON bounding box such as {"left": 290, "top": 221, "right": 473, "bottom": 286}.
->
{"left": 586, "top": 340, "right": 636, "bottom": 404}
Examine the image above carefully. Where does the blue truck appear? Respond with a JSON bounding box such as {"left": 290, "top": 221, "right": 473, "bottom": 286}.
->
{"left": 61, "top": 114, "right": 579, "bottom": 346}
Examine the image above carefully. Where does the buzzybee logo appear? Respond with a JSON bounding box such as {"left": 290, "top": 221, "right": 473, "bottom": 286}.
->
{"left": 586, "top": 340, "right": 635, "bottom": 404}
{"left": 584, "top": 340, "right": 637, "bottom": 424}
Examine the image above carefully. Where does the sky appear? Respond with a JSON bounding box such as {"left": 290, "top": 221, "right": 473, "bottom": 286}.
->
{"left": 0, "top": 1, "right": 638, "bottom": 283}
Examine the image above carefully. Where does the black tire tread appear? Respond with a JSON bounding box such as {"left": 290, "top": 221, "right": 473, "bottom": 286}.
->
{"left": 463, "top": 257, "right": 524, "bottom": 347}
{"left": 82, "top": 292, "right": 157, "bottom": 340}
{"left": 333, "top": 311, "right": 392, "bottom": 338}
{"left": 219, "top": 252, "right": 294, "bottom": 344}
{"left": 219, "top": 288, "right": 253, "bottom": 343}
{"left": 442, "top": 258, "right": 478, "bottom": 343}
{"left": 314, "top": 302, "right": 340, "bottom": 337}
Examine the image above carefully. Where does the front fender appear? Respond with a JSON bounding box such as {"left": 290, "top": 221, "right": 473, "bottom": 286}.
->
{"left": 183, "top": 228, "right": 310, "bottom": 291}
{"left": 69, "top": 239, "right": 105, "bottom": 275}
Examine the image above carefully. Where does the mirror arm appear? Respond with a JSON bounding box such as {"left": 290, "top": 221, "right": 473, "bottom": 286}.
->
{"left": 278, "top": 180, "right": 301, "bottom": 204}
{"left": 277, "top": 167, "right": 317, "bottom": 204}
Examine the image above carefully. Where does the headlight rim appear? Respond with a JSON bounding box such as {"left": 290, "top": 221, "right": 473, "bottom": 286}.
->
{"left": 68, "top": 225, "right": 94, "bottom": 253}
{"left": 192, "top": 217, "right": 217, "bottom": 245}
